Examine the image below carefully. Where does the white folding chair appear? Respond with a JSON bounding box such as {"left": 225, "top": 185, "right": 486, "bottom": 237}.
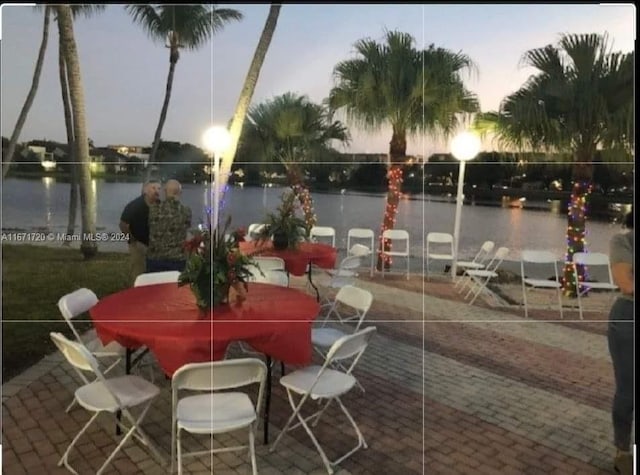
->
{"left": 347, "top": 228, "right": 375, "bottom": 277}
{"left": 310, "top": 226, "right": 336, "bottom": 247}
{"left": 521, "top": 250, "right": 564, "bottom": 319}
{"left": 572, "top": 252, "right": 618, "bottom": 320}
{"left": 171, "top": 358, "right": 267, "bottom": 475}
{"left": 426, "top": 232, "right": 454, "bottom": 280}
{"left": 380, "top": 229, "right": 410, "bottom": 279}
{"left": 134, "top": 271, "right": 180, "bottom": 287}
{"left": 251, "top": 256, "right": 289, "bottom": 286}
{"left": 312, "top": 285, "right": 373, "bottom": 392}
{"left": 247, "top": 223, "right": 266, "bottom": 241}
{"left": 50, "top": 332, "right": 165, "bottom": 475}
{"left": 58, "top": 288, "right": 126, "bottom": 412}
{"left": 463, "top": 247, "right": 510, "bottom": 306}
{"left": 270, "top": 327, "right": 377, "bottom": 474}
{"left": 454, "top": 240, "right": 495, "bottom": 288}
{"left": 320, "top": 255, "right": 364, "bottom": 307}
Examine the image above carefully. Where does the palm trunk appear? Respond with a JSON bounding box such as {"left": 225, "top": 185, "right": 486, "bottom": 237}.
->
{"left": 219, "top": 4, "right": 281, "bottom": 194}
{"left": 56, "top": 5, "right": 97, "bottom": 259}
{"left": 562, "top": 155, "right": 594, "bottom": 296}
{"left": 2, "top": 7, "right": 51, "bottom": 178}
{"left": 147, "top": 49, "right": 178, "bottom": 180}
{"left": 377, "top": 130, "right": 406, "bottom": 270}
{"left": 285, "top": 163, "right": 317, "bottom": 233}
{"left": 59, "top": 33, "right": 78, "bottom": 244}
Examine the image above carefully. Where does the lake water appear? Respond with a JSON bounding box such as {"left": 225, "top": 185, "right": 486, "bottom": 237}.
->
{"left": 0, "top": 177, "right": 627, "bottom": 260}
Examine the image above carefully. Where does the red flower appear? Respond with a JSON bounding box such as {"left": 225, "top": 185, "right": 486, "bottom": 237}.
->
{"left": 183, "top": 234, "right": 204, "bottom": 253}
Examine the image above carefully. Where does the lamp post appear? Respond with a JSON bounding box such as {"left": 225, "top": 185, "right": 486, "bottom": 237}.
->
{"left": 202, "top": 126, "right": 231, "bottom": 230}
{"left": 450, "top": 131, "right": 481, "bottom": 279}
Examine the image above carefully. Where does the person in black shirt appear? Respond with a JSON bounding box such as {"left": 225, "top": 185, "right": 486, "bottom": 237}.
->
{"left": 120, "top": 180, "right": 161, "bottom": 285}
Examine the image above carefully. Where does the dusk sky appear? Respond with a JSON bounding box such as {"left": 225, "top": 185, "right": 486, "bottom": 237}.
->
{"left": 0, "top": 3, "right": 635, "bottom": 157}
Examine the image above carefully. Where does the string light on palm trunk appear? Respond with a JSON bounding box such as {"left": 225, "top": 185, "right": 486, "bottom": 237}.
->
{"left": 379, "top": 167, "right": 404, "bottom": 266}
{"left": 562, "top": 181, "right": 592, "bottom": 292}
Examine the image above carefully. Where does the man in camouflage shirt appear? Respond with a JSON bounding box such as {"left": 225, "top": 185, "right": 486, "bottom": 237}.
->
{"left": 146, "top": 179, "right": 192, "bottom": 272}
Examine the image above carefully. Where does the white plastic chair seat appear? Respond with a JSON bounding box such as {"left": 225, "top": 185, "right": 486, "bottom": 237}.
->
{"left": 523, "top": 278, "right": 561, "bottom": 289}
{"left": 456, "top": 261, "right": 484, "bottom": 270}
{"left": 579, "top": 281, "right": 618, "bottom": 291}
{"left": 466, "top": 269, "right": 497, "bottom": 279}
{"left": 176, "top": 392, "right": 256, "bottom": 434}
{"left": 311, "top": 328, "right": 346, "bottom": 348}
{"left": 280, "top": 365, "right": 356, "bottom": 399}
{"left": 429, "top": 253, "right": 454, "bottom": 260}
{"left": 75, "top": 375, "right": 160, "bottom": 413}
{"left": 85, "top": 338, "right": 126, "bottom": 356}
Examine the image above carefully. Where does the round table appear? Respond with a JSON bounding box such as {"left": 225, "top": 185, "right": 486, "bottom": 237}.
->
{"left": 90, "top": 282, "right": 320, "bottom": 376}
{"left": 239, "top": 241, "right": 337, "bottom": 276}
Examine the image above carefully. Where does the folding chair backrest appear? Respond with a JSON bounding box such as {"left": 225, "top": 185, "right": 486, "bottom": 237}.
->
{"left": 335, "top": 285, "right": 373, "bottom": 314}
{"left": 254, "top": 257, "right": 286, "bottom": 272}
{"left": 427, "top": 232, "right": 453, "bottom": 244}
{"left": 134, "top": 271, "right": 180, "bottom": 287}
{"left": 572, "top": 252, "right": 615, "bottom": 283}
{"left": 258, "top": 270, "right": 288, "bottom": 287}
{"left": 382, "top": 229, "right": 409, "bottom": 253}
{"left": 347, "top": 228, "right": 374, "bottom": 249}
{"left": 172, "top": 358, "right": 267, "bottom": 392}
{"left": 50, "top": 331, "right": 97, "bottom": 372}
{"left": 521, "top": 250, "right": 560, "bottom": 280}
{"left": 310, "top": 226, "right": 336, "bottom": 246}
{"left": 58, "top": 288, "right": 99, "bottom": 342}
{"left": 475, "top": 241, "right": 495, "bottom": 262}
{"left": 247, "top": 223, "right": 265, "bottom": 240}
{"left": 326, "top": 326, "right": 377, "bottom": 364}
{"left": 487, "top": 247, "right": 510, "bottom": 271}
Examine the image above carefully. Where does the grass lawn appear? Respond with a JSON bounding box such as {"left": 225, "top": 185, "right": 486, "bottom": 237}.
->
{"left": 2, "top": 244, "right": 129, "bottom": 381}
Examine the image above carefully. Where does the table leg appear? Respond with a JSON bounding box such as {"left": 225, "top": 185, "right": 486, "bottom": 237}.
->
{"left": 117, "top": 349, "right": 134, "bottom": 435}
{"left": 264, "top": 356, "right": 272, "bottom": 444}
{"left": 307, "top": 264, "right": 320, "bottom": 302}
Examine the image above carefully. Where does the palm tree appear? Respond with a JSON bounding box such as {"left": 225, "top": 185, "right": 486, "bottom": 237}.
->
{"left": 329, "top": 30, "right": 479, "bottom": 269}
{"left": 2, "top": 7, "right": 51, "bottom": 179}
{"left": 57, "top": 6, "right": 105, "bottom": 242}
{"left": 475, "top": 33, "right": 634, "bottom": 294}
{"left": 126, "top": 5, "right": 242, "bottom": 175}
{"left": 243, "top": 93, "right": 350, "bottom": 229}
{"left": 218, "top": 4, "right": 281, "bottom": 194}
{"left": 55, "top": 5, "right": 96, "bottom": 258}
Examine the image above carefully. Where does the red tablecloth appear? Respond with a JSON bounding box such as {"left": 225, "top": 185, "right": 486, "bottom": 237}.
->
{"left": 90, "top": 283, "right": 319, "bottom": 376}
{"left": 239, "top": 241, "right": 337, "bottom": 276}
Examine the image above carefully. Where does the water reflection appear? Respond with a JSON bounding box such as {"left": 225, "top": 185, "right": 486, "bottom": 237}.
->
{"left": 1, "top": 179, "right": 626, "bottom": 258}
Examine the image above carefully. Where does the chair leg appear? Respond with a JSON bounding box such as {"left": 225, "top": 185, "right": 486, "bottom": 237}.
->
{"left": 58, "top": 411, "right": 101, "bottom": 472}
{"left": 522, "top": 284, "right": 529, "bottom": 318}
{"left": 97, "top": 403, "right": 158, "bottom": 475}
{"left": 177, "top": 428, "right": 183, "bottom": 475}
{"left": 65, "top": 397, "right": 77, "bottom": 413}
{"left": 557, "top": 288, "right": 564, "bottom": 319}
{"left": 249, "top": 425, "right": 258, "bottom": 475}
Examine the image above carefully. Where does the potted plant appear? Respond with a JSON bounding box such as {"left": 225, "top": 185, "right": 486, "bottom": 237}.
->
{"left": 179, "top": 217, "right": 258, "bottom": 309}
{"left": 259, "top": 190, "right": 307, "bottom": 250}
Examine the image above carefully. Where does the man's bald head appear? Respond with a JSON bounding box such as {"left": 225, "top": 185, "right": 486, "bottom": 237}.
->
{"left": 164, "top": 179, "right": 182, "bottom": 199}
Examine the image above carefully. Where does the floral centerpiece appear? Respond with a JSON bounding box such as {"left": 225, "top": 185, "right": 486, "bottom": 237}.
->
{"left": 179, "top": 217, "right": 258, "bottom": 310}
{"left": 258, "top": 190, "right": 307, "bottom": 250}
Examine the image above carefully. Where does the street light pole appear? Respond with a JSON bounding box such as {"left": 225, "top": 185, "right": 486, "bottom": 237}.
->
{"left": 450, "top": 131, "right": 481, "bottom": 280}
{"left": 202, "top": 126, "right": 232, "bottom": 231}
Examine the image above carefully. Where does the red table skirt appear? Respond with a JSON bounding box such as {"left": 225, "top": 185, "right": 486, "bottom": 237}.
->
{"left": 239, "top": 241, "right": 337, "bottom": 276}
{"left": 90, "top": 283, "right": 320, "bottom": 375}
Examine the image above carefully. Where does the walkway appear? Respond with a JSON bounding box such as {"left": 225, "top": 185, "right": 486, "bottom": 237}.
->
{"left": 1, "top": 272, "right": 623, "bottom": 474}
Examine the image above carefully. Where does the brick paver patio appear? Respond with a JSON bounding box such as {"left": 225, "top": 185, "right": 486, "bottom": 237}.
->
{"left": 2, "top": 270, "right": 627, "bottom": 474}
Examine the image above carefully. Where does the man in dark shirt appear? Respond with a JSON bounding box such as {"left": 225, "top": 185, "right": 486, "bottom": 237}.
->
{"left": 120, "top": 180, "right": 161, "bottom": 285}
{"left": 147, "top": 179, "right": 192, "bottom": 272}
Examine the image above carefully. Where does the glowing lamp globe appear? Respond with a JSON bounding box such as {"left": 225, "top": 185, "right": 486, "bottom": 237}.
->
{"left": 450, "top": 132, "right": 481, "bottom": 162}
{"left": 202, "top": 126, "right": 231, "bottom": 156}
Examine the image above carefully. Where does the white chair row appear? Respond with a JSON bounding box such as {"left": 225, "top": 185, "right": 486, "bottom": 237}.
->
{"left": 52, "top": 323, "right": 376, "bottom": 475}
